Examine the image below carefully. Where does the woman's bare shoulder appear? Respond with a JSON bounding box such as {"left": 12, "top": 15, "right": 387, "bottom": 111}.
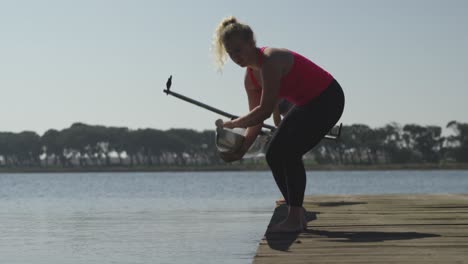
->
{"left": 263, "top": 47, "right": 291, "bottom": 57}
{"left": 262, "top": 47, "right": 293, "bottom": 73}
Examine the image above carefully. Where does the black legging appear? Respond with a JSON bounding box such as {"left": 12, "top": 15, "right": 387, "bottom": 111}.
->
{"left": 265, "top": 79, "right": 345, "bottom": 207}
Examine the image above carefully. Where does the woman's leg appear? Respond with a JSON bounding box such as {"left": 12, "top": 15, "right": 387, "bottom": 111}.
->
{"left": 266, "top": 80, "right": 345, "bottom": 232}
{"left": 265, "top": 138, "right": 290, "bottom": 205}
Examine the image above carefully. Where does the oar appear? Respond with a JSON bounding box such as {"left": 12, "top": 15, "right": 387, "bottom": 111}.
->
{"left": 163, "top": 75, "right": 341, "bottom": 140}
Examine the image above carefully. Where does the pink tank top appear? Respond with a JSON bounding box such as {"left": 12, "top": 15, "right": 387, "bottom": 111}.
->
{"left": 248, "top": 47, "right": 334, "bottom": 106}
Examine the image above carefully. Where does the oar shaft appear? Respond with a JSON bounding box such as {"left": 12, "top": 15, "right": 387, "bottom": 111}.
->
{"left": 163, "top": 75, "right": 340, "bottom": 140}
{"left": 163, "top": 89, "right": 276, "bottom": 131}
{"left": 164, "top": 89, "right": 238, "bottom": 119}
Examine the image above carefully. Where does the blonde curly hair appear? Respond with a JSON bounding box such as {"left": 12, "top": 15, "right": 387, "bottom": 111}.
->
{"left": 211, "top": 16, "right": 256, "bottom": 71}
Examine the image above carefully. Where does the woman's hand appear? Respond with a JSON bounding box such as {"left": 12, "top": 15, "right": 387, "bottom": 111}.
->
{"left": 222, "top": 120, "right": 236, "bottom": 129}
{"left": 219, "top": 149, "right": 244, "bottom": 162}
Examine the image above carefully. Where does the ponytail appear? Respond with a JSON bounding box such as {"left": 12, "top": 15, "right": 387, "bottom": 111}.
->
{"left": 211, "top": 16, "right": 255, "bottom": 71}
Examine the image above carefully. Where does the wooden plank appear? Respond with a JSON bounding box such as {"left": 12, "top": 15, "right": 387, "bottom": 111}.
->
{"left": 253, "top": 194, "right": 468, "bottom": 264}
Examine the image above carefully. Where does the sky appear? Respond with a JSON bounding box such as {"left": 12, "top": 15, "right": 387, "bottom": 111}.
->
{"left": 1, "top": 0, "right": 467, "bottom": 135}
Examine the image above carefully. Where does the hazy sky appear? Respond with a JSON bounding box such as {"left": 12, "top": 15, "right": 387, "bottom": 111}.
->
{"left": 1, "top": 0, "right": 467, "bottom": 135}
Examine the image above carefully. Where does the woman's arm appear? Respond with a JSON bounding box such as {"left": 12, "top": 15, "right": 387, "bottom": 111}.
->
{"left": 224, "top": 54, "right": 282, "bottom": 129}
{"left": 239, "top": 74, "right": 263, "bottom": 154}
{"left": 273, "top": 102, "right": 281, "bottom": 127}
{"left": 218, "top": 70, "right": 263, "bottom": 162}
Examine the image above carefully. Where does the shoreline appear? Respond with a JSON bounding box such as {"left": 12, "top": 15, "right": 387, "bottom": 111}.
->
{"left": 1, "top": 163, "right": 468, "bottom": 173}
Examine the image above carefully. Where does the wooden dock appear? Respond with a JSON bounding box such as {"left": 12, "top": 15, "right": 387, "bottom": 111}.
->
{"left": 254, "top": 194, "right": 468, "bottom": 264}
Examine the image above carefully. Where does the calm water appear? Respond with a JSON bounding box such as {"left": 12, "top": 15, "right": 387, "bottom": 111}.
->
{"left": 1, "top": 170, "right": 468, "bottom": 264}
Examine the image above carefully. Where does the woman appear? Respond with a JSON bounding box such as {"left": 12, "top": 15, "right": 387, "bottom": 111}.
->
{"left": 213, "top": 16, "right": 345, "bottom": 232}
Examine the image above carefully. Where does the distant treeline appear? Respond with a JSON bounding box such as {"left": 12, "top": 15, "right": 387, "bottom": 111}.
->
{"left": 0, "top": 121, "right": 467, "bottom": 168}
